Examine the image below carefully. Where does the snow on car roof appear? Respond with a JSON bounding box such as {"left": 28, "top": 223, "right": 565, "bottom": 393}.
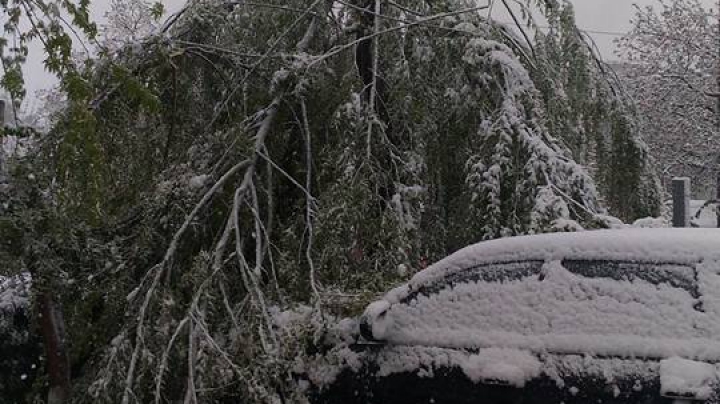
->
{"left": 384, "top": 228, "right": 720, "bottom": 304}
{"left": 357, "top": 229, "right": 720, "bottom": 362}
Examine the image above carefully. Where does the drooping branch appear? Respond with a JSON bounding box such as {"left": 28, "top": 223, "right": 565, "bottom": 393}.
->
{"left": 120, "top": 2, "right": 328, "bottom": 400}
{"left": 301, "top": 97, "right": 320, "bottom": 303}
{"left": 500, "top": 0, "right": 536, "bottom": 58}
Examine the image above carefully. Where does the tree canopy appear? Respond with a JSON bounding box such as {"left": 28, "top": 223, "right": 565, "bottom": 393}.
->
{"left": 0, "top": 0, "right": 661, "bottom": 402}
{"left": 617, "top": 0, "right": 719, "bottom": 196}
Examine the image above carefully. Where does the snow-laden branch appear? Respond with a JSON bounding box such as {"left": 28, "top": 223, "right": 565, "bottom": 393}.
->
{"left": 121, "top": 3, "right": 328, "bottom": 401}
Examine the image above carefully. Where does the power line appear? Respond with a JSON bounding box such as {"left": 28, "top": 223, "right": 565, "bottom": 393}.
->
{"left": 538, "top": 24, "right": 628, "bottom": 37}
{"left": 575, "top": 28, "right": 628, "bottom": 37}
{"left": 493, "top": 19, "right": 628, "bottom": 37}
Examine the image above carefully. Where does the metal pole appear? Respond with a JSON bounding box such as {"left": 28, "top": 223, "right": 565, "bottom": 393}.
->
{"left": 673, "top": 177, "right": 691, "bottom": 228}
{"left": 716, "top": 0, "right": 720, "bottom": 226}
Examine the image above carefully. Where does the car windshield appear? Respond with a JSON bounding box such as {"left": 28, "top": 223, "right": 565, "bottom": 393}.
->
{"left": 382, "top": 259, "right": 716, "bottom": 358}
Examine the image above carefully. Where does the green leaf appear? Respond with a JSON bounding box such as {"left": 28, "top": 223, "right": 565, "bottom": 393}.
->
{"left": 150, "top": 2, "right": 165, "bottom": 20}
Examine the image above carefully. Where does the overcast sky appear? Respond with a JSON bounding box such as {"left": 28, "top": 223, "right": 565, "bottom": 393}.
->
{"left": 558, "top": 0, "right": 716, "bottom": 58}
{"left": 17, "top": 0, "right": 720, "bottom": 106}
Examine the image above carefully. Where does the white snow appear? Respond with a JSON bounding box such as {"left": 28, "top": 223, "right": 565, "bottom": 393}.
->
{"left": 632, "top": 217, "right": 668, "bottom": 228}
{"left": 659, "top": 357, "right": 717, "bottom": 400}
{"left": 690, "top": 200, "right": 717, "bottom": 228}
{"left": 594, "top": 214, "right": 627, "bottom": 229}
{"left": 387, "top": 229, "right": 720, "bottom": 300}
{"left": 307, "top": 343, "right": 665, "bottom": 392}
{"left": 0, "top": 273, "right": 31, "bottom": 314}
{"left": 188, "top": 174, "right": 209, "bottom": 189}
{"left": 305, "top": 346, "right": 363, "bottom": 389}
{"left": 364, "top": 300, "right": 391, "bottom": 339}
{"left": 463, "top": 37, "right": 601, "bottom": 239}
{"left": 364, "top": 229, "right": 720, "bottom": 360}
{"left": 548, "top": 218, "right": 584, "bottom": 232}
{"left": 460, "top": 348, "right": 541, "bottom": 387}
{"left": 373, "top": 346, "right": 540, "bottom": 387}
{"left": 300, "top": 229, "right": 720, "bottom": 392}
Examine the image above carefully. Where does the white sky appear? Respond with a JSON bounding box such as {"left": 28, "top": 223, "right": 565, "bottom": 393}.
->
{"left": 492, "top": 0, "right": 717, "bottom": 60}
{"left": 16, "top": 0, "right": 720, "bottom": 106}
{"left": 559, "top": 0, "right": 717, "bottom": 58}
{"left": 21, "top": 0, "right": 186, "bottom": 106}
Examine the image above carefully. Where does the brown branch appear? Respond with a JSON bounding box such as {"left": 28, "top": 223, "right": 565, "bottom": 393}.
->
{"left": 38, "top": 291, "right": 71, "bottom": 403}
{"left": 663, "top": 74, "right": 720, "bottom": 98}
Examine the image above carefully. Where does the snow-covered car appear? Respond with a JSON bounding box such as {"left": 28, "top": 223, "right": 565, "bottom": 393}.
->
{"left": 315, "top": 229, "right": 720, "bottom": 404}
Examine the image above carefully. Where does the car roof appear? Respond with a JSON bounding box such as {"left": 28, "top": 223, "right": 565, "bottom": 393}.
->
{"left": 381, "top": 228, "right": 720, "bottom": 304}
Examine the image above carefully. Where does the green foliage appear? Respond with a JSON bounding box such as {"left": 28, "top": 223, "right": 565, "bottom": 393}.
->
{"left": 62, "top": 71, "right": 92, "bottom": 101}
{"left": 0, "top": 0, "right": 97, "bottom": 105}
{"left": 150, "top": 1, "right": 164, "bottom": 20}
{"left": 531, "top": 1, "right": 661, "bottom": 221}
{"left": 110, "top": 65, "right": 160, "bottom": 112}
{"left": 55, "top": 103, "right": 107, "bottom": 224}
{"left": 0, "top": 62, "right": 25, "bottom": 101}
{"left": 1, "top": 126, "right": 36, "bottom": 138}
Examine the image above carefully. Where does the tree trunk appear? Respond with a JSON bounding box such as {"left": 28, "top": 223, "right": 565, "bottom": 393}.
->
{"left": 38, "top": 291, "right": 71, "bottom": 404}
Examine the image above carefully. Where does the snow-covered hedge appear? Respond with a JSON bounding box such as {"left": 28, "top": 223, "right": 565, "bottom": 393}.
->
{"left": 0, "top": 273, "right": 39, "bottom": 401}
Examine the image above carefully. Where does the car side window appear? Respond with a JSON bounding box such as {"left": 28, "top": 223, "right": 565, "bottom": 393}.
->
{"left": 560, "top": 260, "right": 700, "bottom": 299}
{"left": 401, "top": 260, "right": 544, "bottom": 304}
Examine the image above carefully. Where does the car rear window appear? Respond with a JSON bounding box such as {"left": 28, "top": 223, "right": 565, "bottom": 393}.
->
{"left": 561, "top": 260, "right": 699, "bottom": 298}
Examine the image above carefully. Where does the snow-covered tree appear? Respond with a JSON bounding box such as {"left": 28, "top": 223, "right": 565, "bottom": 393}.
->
{"left": 101, "top": 0, "right": 164, "bottom": 52}
{"left": 532, "top": 1, "right": 661, "bottom": 220}
{"left": 616, "top": 0, "right": 719, "bottom": 197}
{"left": 0, "top": 0, "right": 661, "bottom": 403}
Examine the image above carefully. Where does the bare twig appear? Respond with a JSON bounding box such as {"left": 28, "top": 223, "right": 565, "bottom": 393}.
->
{"left": 154, "top": 317, "right": 189, "bottom": 404}
{"left": 366, "top": 0, "right": 381, "bottom": 157}
{"left": 307, "top": 5, "right": 491, "bottom": 67}
{"left": 500, "top": 0, "right": 535, "bottom": 57}
{"left": 209, "top": 0, "right": 324, "bottom": 127}
{"left": 124, "top": 2, "right": 328, "bottom": 400}
{"left": 300, "top": 98, "right": 320, "bottom": 303}
{"left": 121, "top": 159, "right": 249, "bottom": 404}
{"left": 663, "top": 73, "right": 720, "bottom": 98}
